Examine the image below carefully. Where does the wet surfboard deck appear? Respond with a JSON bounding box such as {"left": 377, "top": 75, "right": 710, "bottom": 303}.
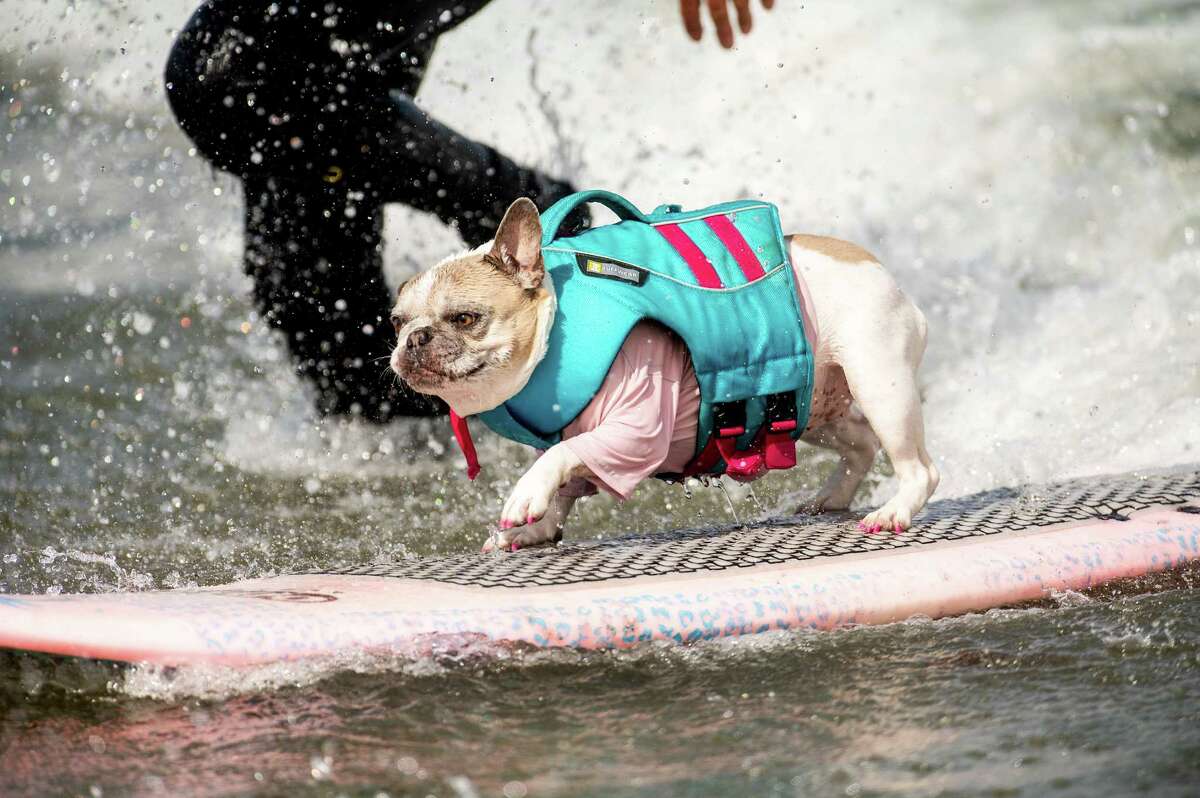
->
{"left": 2, "top": 468, "right": 1198, "bottom": 667}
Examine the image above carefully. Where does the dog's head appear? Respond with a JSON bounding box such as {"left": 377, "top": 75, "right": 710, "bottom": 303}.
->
{"left": 389, "top": 198, "right": 552, "bottom": 413}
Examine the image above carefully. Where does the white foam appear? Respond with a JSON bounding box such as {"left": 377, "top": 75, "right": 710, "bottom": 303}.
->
{"left": 4, "top": 0, "right": 1197, "bottom": 499}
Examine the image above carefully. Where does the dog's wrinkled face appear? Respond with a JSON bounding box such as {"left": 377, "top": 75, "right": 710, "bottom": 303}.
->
{"left": 389, "top": 198, "right": 551, "bottom": 412}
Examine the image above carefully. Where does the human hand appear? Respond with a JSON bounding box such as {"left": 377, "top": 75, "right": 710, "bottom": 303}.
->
{"left": 680, "top": 0, "right": 777, "bottom": 49}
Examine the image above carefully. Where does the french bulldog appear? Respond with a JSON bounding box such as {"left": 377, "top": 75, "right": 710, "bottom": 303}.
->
{"left": 389, "top": 198, "right": 938, "bottom": 552}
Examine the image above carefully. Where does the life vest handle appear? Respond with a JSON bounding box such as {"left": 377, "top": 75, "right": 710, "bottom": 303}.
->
{"left": 540, "top": 190, "right": 650, "bottom": 246}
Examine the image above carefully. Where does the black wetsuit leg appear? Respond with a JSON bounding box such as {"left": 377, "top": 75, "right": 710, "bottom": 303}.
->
{"left": 165, "top": 1, "right": 585, "bottom": 420}
{"left": 240, "top": 175, "right": 400, "bottom": 419}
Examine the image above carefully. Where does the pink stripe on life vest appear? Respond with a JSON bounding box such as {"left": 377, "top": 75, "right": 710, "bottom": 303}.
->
{"left": 657, "top": 224, "right": 723, "bottom": 288}
{"left": 704, "top": 214, "right": 766, "bottom": 282}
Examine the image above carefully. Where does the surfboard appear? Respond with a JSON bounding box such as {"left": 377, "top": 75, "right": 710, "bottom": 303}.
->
{"left": 2, "top": 468, "right": 1198, "bottom": 667}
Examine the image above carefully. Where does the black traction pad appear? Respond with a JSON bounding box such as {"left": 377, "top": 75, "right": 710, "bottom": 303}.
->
{"left": 310, "top": 468, "right": 1200, "bottom": 589}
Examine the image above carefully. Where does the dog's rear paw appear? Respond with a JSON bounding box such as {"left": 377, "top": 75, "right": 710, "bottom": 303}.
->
{"left": 858, "top": 504, "right": 913, "bottom": 534}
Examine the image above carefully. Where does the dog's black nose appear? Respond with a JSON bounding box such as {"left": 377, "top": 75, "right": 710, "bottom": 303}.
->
{"left": 405, "top": 327, "right": 433, "bottom": 350}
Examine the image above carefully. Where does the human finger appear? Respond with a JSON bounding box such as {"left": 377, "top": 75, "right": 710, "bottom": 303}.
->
{"left": 733, "top": 0, "right": 753, "bottom": 34}
{"left": 706, "top": 0, "right": 735, "bottom": 48}
{"left": 680, "top": 0, "right": 703, "bottom": 41}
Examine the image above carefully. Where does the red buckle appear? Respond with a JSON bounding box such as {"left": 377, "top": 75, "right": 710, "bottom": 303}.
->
{"left": 714, "top": 435, "right": 766, "bottom": 482}
{"left": 764, "top": 393, "right": 799, "bottom": 470}
{"left": 765, "top": 418, "right": 797, "bottom": 470}
{"left": 765, "top": 430, "right": 797, "bottom": 470}
{"left": 682, "top": 438, "right": 723, "bottom": 477}
{"left": 683, "top": 397, "right": 800, "bottom": 481}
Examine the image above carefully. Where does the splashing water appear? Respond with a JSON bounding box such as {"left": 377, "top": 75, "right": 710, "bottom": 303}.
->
{"left": 1, "top": 1, "right": 1198, "bottom": 795}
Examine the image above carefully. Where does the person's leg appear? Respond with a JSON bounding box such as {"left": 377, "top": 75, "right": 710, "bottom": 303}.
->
{"left": 165, "top": 0, "right": 584, "bottom": 420}
{"left": 165, "top": 0, "right": 578, "bottom": 227}
{"left": 352, "top": 93, "right": 585, "bottom": 248}
{"left": 242, "top": 176, "right": 441, "bottom": 419}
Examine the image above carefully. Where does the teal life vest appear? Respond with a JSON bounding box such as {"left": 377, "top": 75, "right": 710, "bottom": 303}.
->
{"left": 454, "top": 190, "right": 814, "bottom": 482}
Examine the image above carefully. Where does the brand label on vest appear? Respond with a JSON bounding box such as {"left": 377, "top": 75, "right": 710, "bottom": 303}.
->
{"left": 576, "top": 253, "right": 645, "bottom": 286}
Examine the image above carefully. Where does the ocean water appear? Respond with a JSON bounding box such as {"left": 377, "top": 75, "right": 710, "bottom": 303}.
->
{"left": 1, "top": 0, "right": 1198, "bottom": 795}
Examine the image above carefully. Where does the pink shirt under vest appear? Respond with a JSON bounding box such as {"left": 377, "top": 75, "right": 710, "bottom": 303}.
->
{"left": 557, "top": 262, "right": 819, "bottom": 500}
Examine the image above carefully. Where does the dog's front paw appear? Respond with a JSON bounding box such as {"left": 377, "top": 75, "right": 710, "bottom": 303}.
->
{"left": 499, "top": 466, "right": 559, "bottom": 532}
{"left": 498, "top": 445, "right": 582, "bottom": 531}
{"left": 485, "top": 445, "right": 583, "bottom": 553}
{"left": 482, "top": 514, "right": 561, "bottom": 553}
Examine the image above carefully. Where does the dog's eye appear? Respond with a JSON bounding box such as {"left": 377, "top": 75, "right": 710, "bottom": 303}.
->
{"left": 389, "top": 314, "right": 404, "bottom": 333}
{"left": 451, "top": 312, "right": 479, "bottom": 328}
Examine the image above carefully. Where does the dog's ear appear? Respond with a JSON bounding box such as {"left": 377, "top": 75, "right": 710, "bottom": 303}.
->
{"left": 490, "top": 198, "right": 544, "bottom": 290}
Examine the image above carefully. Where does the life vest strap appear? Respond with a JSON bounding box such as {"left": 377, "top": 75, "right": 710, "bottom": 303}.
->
{"left": 764, "top": 391, "right": 799, "bottom": 470}
{"left": 683, "top": 394, "right": 800, "bottom": 482}
{"left": 449, "top": 411, "right": 481, "bottom": 480}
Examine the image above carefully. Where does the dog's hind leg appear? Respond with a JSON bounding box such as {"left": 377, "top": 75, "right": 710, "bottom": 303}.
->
{"left": 797, "top": 407, "right": 879, "bottom": 514}
{"left": 836, "top": 295, "right": 939, "bottom": 532}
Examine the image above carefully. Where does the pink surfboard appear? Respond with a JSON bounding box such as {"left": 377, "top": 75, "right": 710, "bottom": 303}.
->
{"left": 1, "top": 468, "right": 1198, "bottom": 667}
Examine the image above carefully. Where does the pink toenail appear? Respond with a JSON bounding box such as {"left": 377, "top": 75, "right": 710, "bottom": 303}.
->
{"left": 527, "top": 515, "right": 537, "bottom": 524}
{"left": 510, "top": 542, "right": 520, "bottom": 552}
{"left": 893, "top": 523, "right": 903, "bottom": 533}
{"left": 500, "top": 520, "right": 511, "bottom": 530}
{"left": 858, "top": 522, "right": 867, "bottom": 531}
